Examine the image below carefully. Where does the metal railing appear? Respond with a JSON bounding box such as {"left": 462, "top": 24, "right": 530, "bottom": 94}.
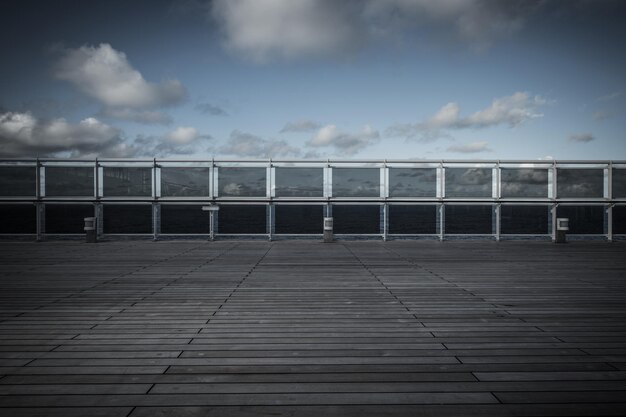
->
{"left": 1, "top": 158, "right": 624, "bottom": 241}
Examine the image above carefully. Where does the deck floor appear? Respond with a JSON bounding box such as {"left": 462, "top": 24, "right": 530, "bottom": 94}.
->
{"left": 1, "top": 240, "right": 626, "bottom": 416}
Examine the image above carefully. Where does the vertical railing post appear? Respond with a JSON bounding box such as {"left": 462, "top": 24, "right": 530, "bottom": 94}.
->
{"left": 94, "top": 159, "right": 101, "bottom": 240}
{"left": 268, "top": 203, "right": 273, "bottom": 241}
{"left": 382, "top": 161, "right": 387, "bottom": 241}
{"left": 552, "top": 160, "right": 558, "bottom": 200}
{"left": 212, "top": 161, "right": 219, "bottom": 199}
{"left": 551, "top": 160, "right": 558, "bottom": 242}
{"left": 382, "top": 203, "right": 388, "bottom": 241}
{"left": 606, "top": 161, "right": 614, "bottom": 242}
{"left": 152, "top": 203, "right": 159, "bottom": 241}
{"left": 35, "top": 158, "right": 43, "bottom": 241}
{"left": 36, "top": 203, "right": 44, "bottom": 242}
{"left": 606, "top": 203, "right": 615, "bottom": 242}
{"left": 95, "top": 203, "right": 103, "bottom": 238}
{"left": 439, "top": 161, "right": 445, "bottom": 241}
{"left": 268, "top": 159, "right": 273, "bottom": 241}
{"left": 439, "top": 203, "right": 444, "bottom": 241}
{"left": 552, "top": 204, "right": 556, "bottom": 242}
{"left": 152, "top": 158, "right": 158, "bottom": 241}
{"left": 495, "top": 161, "right": 500, "bottom": 242}
{"left": 495, "top": 203, "right": 501, "bottom": 242}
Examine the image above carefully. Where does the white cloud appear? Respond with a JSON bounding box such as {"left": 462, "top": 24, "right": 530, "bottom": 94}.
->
{"left": 132, "top": 127, "right": 212, "bottom": 158}
{"left": 166, "top": 127, "right": 199, "bottom": 145}
{"left": 463, "top": 92, "right": 545, "bottom": 128}
{"left": 211, "top": 0, "right": 364, "bottom": 62}
{"left": 428, "top": 102, "right": 461, "bottom": 128}
{"left": 211, "top": 0, "right": 539, "bottom": 61}
{"left": 386, "top": 92, "right": 545, "bottom": 141}
{"left": 568, "top": 132, "right": 595, "bottom": 143}
{"left": 54, "top": 44, "right": 186, "bottom": 125}
{"left": 447, "top": 141, "right": 492, "bottom": 153}
{"left": 219, "top": 130, "right": 300, "bottom": 157}
{"left": 307, "top": 124, "right": 380, "bottom": 156}
{"left": 596, "top": 91, "right": 622, "bottom": 102}
{"left": 280, "top": 120, "right": 321, "bottom": 133}
{"left": 0, "top": 111, "right": 133, "bottom": 157}
{"left": 592, "top": 110, "right": 611, "bottom": 121}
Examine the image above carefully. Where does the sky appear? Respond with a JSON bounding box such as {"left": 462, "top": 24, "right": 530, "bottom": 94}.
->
{"left": 0, "top": 0, "right": 625, "bottom": 160}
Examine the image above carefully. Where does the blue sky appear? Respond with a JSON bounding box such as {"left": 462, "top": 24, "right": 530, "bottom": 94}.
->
{"left": 0, "top": 0, "right": 625, "bottom": 160}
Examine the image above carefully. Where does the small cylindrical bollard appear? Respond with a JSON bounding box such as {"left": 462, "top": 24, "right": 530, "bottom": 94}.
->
{"left": 84, "top": 217, "right": 97, "bottom": 243}
{"left": 555, "top": 217, "right": 569, "bottom": 243}
{"left": 323, "top": 217, "right": 333, "bottom": 243}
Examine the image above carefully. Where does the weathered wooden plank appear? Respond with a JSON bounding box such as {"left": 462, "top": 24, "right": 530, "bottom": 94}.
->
{"left": 0, "top": 392, "right": 499, "bottom": 406}
{"left": 1, "top": 240, "right": 625, "bottom": 415}
{"left": 0, "top": 408, "right": 133, "bottom": 417}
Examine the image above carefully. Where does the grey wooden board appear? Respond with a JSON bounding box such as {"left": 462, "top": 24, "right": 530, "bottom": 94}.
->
{"left": 1, "top": 240, "right": 626, "bottom": 415}
{"left": 125, "top": 404, "right": 626, "bottom": 417}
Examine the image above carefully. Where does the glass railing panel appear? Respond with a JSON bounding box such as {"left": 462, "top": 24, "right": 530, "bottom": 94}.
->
{"left": 217, "top": 204, "right": 266, "bottom": 233}
{"left": 556, "top": 205, "right": 604, "bottom": 234}
{"left": 332, "top": 168, "right": 379, "bottom": 197}
{"left": 500, "top": 205, "right": 550, "bottom": 234}
{"left": 103, "top": 204, "right": 152, "bottom": 233}
{"left": 500, "top": 169, "right": 549, "bottom": 198}
{"left": 274, "top": 205, "right": 323, "bottom": 234}
{"left": 0, "top": 204, "right": 36, "bottom": 233}
{"left": 612, "top": 169, "right": 626, "bottom": 198}
{"left": 0, "top": 166, "right": 36, "bottom": 196}
{"left": 275, "top": 168, "right": 323, "bottom": 197}
{"left": 557, "top": 169, "right": 603, "bottom": 198}
{"left": 103, "top": 167, "right": 152, "bottom": 197}
{"left": 445, "top": 168, "right": 492, "bottom": 198}
{"left": 218, "top": 167, "right": 266, "bottom": 197}
{"left": 161, "top": 167, "right": 209, "bottom": 197}
{"left": 445, "top": 204, "right": 492, "bottom": 234}
{"left": 45, "top": 167, "right": 94, "bottom": 197}
{"left": 388, "top": 168, "right": 436, "bottom": 197}
{"left": 161, "top": 204, "right": 210, "bottom": 234}
{"left": 332, "top": 205, "right": 380, "bottom": 234}
{"left": 45, "top": 204, "right": 94, "bottom": 233}
{"left": 613, "top": 205, "right": 626, "bottom": 234}
{"left": 388, "top": 205, "right": 437, "bottom": 234}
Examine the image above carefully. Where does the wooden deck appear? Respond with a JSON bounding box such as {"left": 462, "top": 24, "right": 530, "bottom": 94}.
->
{"left": 1, "top": 240, "right": 626, "bottom": 416}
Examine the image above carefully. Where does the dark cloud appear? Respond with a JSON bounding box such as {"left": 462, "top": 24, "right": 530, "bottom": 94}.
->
{"left": 211, "top": 0, "right": 543, "bottom": 61}
{"left": 0, "top": 110, "right": 214, "bottom": 158}
{"left": 0, "top": 111, "right": 133, "bottom": 158}
{"left": 568, "top": 132, "right": 595, "bottom": 143}
{"left": 98, "top": 108, "right": 173, "bottom": 125}
{"left": 195, "top": 102, "right": 229, "bottom": 116}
